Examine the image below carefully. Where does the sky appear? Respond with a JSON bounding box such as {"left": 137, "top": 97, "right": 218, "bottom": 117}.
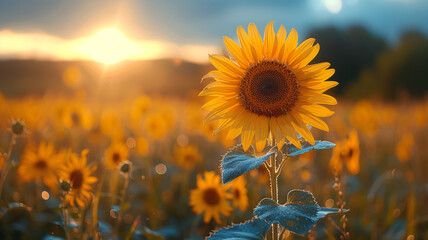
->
{"left": 0, "top": 0, "right": 427, "bottom": 63}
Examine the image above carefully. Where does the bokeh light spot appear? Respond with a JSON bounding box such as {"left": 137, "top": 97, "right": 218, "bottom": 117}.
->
{"left": 155, "top": 163, "right": 167, "bottom": 175}
{"left": 41, "top": 191, "right": 49, "bottom": 200}
{"left": 325, "top": 199, "right": 335, "bottom": 208}
{"left": 177, "top": 134, "right": 189, "bottom": 146}
{"left": 324, "top": 0, "right": 342, "bottom": 13}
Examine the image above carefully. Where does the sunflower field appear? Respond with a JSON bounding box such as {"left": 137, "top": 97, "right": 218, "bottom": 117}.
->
{"left": 1, "top": 10, "right": 428, "bottom": 240}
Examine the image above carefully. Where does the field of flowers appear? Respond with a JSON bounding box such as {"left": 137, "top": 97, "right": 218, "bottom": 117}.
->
{"left": 0, "top": 85, "right": 427, "bottom": 239}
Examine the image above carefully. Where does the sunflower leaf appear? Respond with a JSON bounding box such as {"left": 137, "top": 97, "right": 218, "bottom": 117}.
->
{"left": 206, "top": 218, "right": 270, "bottom": 239}
{"left": 254, "top": 190, "right": 345, "bottom": 236}
{"left": 221, "top": 144, "right": 277, "bottom": 184}
{"left": 284, "top": 141, "right": 335, "bottom": 157}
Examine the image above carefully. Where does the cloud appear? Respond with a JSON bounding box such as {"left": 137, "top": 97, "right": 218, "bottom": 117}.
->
{"left": 0, "top": 29, "right": 221, "bottom": 63}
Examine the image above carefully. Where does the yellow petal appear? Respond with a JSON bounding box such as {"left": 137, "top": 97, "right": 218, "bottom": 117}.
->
{"left": 248, "top": 23, "right": 264, "bottom": 62}
{"left": 288, "top": 38, "right": 315, "bottom": 65}
{"left": 241, "top": 116, "right": 256, "bottom": 151}
{"left": 292, "top": 43, "right": 320, "bottom": 69}
{"left": 300, "top": 113, "right": 329, "bottom": 132}
{"left": 276, "top": 116, "right": 302, "bottom": 149}
{"left": 299, "top": 104, "right": 335, "bottom": 117}
{"left": 289, "top": 112, "right": 315, "bottom": 145}
{"left": 282, "top": 28, "right": 298, "bottom": 64}
{"left": 263, "top": 21, "right": 276, "bottom": 60}
{"left": 223, "top": 36, "right": 249, "bottom": 68}
{"left": 254, "top": 115, "right": 269, "bottom": 152}
{"left": 237, "top": 26, "right": 254, "bottom": 63}
{"left": 209, "top": 54, "right": 245, "bottom": 77}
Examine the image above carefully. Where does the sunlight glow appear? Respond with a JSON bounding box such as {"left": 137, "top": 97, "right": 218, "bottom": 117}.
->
{"left": 80, "top": 29, "right": 140, "bottom": 64}
{"left": 324, "top": 0, "right": 342, "bottom": 14}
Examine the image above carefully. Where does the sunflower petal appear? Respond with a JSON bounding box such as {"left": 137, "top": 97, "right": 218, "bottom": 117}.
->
{"left": 282, "top": 28, "right": 298, "bottom": 63}
{"left": 254, "top": 115, "right": 269, "bottom": 152}
{"left": 223, "top": 36, "right": 249, "bottom": 68}
{"left": 248, "top": 23, "right": 264, "bottom": 62}
{"left": 209, "top": 55, "right": 245, "bottom": 77}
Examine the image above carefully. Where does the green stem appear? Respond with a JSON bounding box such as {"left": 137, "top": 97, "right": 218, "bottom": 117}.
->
{"left": 62, "top": 198, "right": 70, "bottom": 240}
{"left": 92, "top": 169, "right": 106, "bottom": 239}
{"left": 0, "top": 134, "right": 16, "bottom": 201}
{"left": 267, "top": 127, "right": 279, "bottom": 240}
{"left": 269, "top": 153, "right": 279, "bottom": 240}
{"left": 113, "top": 174, "right": 130, "bottom": 239}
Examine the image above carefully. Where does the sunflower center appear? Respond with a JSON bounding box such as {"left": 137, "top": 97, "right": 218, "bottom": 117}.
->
{"left": 202, "top": 187, "right": 220, "bottom": 206}
{"left": 240, "top": 61, "right": 299, "bottom": 117}
{"left": 184, "top": 154, "right": 194, "bottom": 163}
{"left": 34, "top": 159, "right": 47, "bottom": 170}
{"left": 233, "top": 188, "right": 240, "bottom": 199}
{"left": 112, "top": 153, "right": 121, "bottom": 164}
{"left": 71, "top": 112, "right": 80, "bottom": 126}
{"left": 70, "top": 170, "right": 84, "bottom": 189}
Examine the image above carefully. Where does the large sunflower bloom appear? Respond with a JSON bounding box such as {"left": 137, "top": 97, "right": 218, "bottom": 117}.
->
{"left": 17, "top": 142, "right": 60, "bottom": 188}
{"left": 189, "top": 171, "right": 232, "bottom": 223}
{"left": 60, "top": 149, "right": 97, "bottom": 207}
{"left": 200, "top": 22, "right": 337, "bottom": 151}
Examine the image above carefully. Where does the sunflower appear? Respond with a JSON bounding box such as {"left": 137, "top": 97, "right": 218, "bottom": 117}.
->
{"left": 200, "top": 22, "right": 337, "bottom": 151}
{"left": 0, "top": 152, "right": 6, "bottom": 170}
{"left": 174, "top": 145, "right": 202, "bottom": 171}
{"left": 189, "top": 171, "right": 232, "bottom": 223}
{"left": 227, "top": 176, "right": 249, "bottom": 212}
{"left": 135, "top": 137, "right": 149, "bottom": 156}
{"left": 395, "top": 132, "right": 414, "bottom": 163}
{"left": 61, "top": 102, "right": 93, "bottom": 130}
{"left": 131, "top": 95, "right": 151, "bottom": 122}
{"left": 17, "top": 142, "right": 60, "bottom": 188}
{"left": 104, "top": 142, "right": 129, "bottom": 170}
{"left": 60, "top": 149, "right": 97, "bottom": 207}
{"left": 330, "top": 129, "right": 360, "bottom": 175}
{"left": 144, "top": 113, "right": 169, "bottom": 141}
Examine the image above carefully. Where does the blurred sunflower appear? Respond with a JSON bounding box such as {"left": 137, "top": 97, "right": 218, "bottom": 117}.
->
{"left": 135, "top": 137, "right": 149, "bottom": 156}
{"left": 104, "top": 142, "right": 129, "bottom": 170}
{"left": 174, "top": 145, "right": 202, "bottom": 171}
{"left": 131, "top": 95, "right": 151, "bottom": 122}
{"left": 17, "top": 142, "right": 60, "bottom": 188}
{"left": 100, "top": 109, "right": 124, "bottom": 140}
{"left": 0, "top": 152, "right": 5, "bottom": 170}
{"left": 200, "top": 21, "right": 337, "bottom": 152}
{"left": 227, "top": 176, "right": 249, "bottom": 212}
{"left": 60, "top": 149, "right": 97, "bottom": 207}
{"left": 189, "top": 171, "right": 232, "bottom": 223}
{"left": 61, "top": 102, "right": 93, "bottom": 130}
{"left": 395, "top": 132, "right": 414, "bottom": 163}
{"left": 330, "top": 129, "right": 360, "bottom": 175}
{"left": 144, "top": 113, "right": 169, "bottom": 141}
{"left": 250, "top": 164, "right": 270, "bottom": 185}
{"left": 349, "top": 100, "right": 378, "bottom": 136}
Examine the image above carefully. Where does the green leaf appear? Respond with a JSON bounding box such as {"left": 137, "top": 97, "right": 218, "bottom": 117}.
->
{"left": 221, "top": 144, "right": 277, "bottom": 184}
{"left": 254, "top": 190, "right": 346, "bottom": 236}
{"left": 206, "top": 218, "right": 270, "bottom": 239}
{"left": 283, "top": 141, "right": 335, "bottom": 157}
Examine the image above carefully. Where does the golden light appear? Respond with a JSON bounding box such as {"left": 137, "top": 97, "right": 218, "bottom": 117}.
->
{"left": 80, "top": 28, "right": 140, "bottom": 64}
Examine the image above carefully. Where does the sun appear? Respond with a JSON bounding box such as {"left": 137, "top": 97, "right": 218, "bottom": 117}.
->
{"left": 80, "top": 28, "right": 140, "bottom": 64}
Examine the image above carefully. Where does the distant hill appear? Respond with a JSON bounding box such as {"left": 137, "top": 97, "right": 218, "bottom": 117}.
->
{"left": 0, "top": 59, "right": 212, "bottom": 99}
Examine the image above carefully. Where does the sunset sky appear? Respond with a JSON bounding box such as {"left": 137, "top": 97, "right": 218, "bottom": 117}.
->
{"left": 0, "top": 0, "right": 427, "bottom": 64}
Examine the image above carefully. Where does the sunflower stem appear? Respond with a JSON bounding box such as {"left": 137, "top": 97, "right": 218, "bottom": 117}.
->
{"left": 0, "top": 134, "right": 16, "bottom": 201}
{"left": 113, "top": 173, "right": 129, "bottom": 239}
{"left": 62, "top": 198, "right": 70, "bottom": 240}
{"left": 267, "top": 129, "right": 279, "bottom": 240}
{"left": 92, "top": 168, "right": 106, "bottom": 239}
